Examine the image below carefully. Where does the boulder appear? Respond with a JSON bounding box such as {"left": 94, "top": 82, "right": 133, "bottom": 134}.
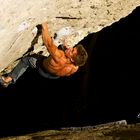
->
{"left": 0, "top": 0, "right": 140, "bottom": 73}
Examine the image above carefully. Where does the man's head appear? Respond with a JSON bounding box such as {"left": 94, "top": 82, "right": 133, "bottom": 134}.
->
{"left": 65, "top": 44, "right": 88, "bottom": 66}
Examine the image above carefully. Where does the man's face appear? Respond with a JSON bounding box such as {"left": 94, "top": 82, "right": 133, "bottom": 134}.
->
{"left": 65, "top": 47, "right": 77, "bottom": 62}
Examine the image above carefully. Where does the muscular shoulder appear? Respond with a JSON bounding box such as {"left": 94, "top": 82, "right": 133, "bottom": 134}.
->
{"left": 53, "top": 49, "right": 66, "bottom": 62}
{"left": 65, "top": 64, "right": 79, "bottom": 76}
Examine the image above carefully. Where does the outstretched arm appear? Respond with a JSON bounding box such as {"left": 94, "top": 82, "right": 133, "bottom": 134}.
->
{"left": 42, "top": 22, "right": 61, "bottom": 58}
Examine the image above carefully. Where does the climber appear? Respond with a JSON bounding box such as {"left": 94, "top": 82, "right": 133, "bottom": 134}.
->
{"left": 0, "top": 22, "right": 88, "bottom": 88}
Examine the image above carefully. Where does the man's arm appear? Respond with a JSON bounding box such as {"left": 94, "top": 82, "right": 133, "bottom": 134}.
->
{"left": 42, "top": 22, "right": 61, "bottom": 58}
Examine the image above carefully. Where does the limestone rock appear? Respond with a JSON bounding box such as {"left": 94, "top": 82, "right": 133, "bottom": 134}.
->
{"left": 0, "top": 0, "right": 140, "bottom": 73}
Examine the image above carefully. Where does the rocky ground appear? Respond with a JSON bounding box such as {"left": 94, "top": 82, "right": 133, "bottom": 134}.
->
{"left": 0, "top": 121, "right": 140, "bottom": 140}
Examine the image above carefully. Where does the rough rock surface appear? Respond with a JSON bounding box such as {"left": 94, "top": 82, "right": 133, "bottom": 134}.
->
{"left": 0, "top": 0, "right": 140, "bottom": 73}
{"left": 0, "top": 121, "right": 140, "bottom": 140}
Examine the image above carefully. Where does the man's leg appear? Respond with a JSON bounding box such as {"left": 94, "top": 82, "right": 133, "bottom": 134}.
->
{"left": 0, "top": 56, "right": 38, "bottom": 87}
{"left": 8, "top": 56, "right": 38, "bottom": 83}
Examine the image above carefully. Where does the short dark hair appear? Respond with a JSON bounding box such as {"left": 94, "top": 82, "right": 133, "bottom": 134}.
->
{"left": 73, "top": 44, "right": 88, "bottom": 66}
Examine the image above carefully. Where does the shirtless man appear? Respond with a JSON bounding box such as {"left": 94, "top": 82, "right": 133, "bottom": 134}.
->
{"left": 0, "top": 22, "right": 88, "bottom": 87}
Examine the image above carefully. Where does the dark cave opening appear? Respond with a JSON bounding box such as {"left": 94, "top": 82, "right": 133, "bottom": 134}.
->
{"left": 0, "top": 6, "right": 140, "bottom": 137}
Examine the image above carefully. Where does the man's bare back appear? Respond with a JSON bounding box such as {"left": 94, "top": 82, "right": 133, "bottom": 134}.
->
{"left": 41, "top": 22, "right": 79, "bottom": 76}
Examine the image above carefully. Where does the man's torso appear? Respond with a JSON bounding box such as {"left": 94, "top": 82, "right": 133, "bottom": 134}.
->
{"left": 42, "top": 55, "right": 78, "bottom": 77}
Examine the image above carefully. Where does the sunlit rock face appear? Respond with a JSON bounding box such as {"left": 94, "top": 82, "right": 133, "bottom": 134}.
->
{"left": 0, "top": 0, "right": 140, "bottom": 73}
